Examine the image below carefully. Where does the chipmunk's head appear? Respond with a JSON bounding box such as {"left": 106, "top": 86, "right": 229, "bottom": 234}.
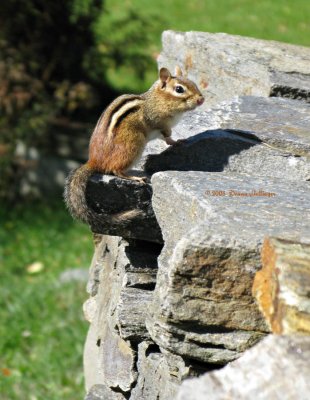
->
{"left": 157, "top": 66, "right": 205, "bottom": 112}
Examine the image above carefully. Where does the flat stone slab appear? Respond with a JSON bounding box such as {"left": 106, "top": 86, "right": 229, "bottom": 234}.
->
{"left": 140, "top": 97, "right": 310, "bottom": 178}
{"left": 151, "top": 171, "right": 310, "bottom": 245}
{"left": 86, "top": 173, "right": 162, "bottom": 243}
{"left": 177, "top": 335, "right": 310, "bottom": 400}
{"left": 213, "top": 96, "right": 310, "bottom": 155}
{"left": 159, "top": 31, "right": 310, "bottom": 108}
{"left": 147, "top": 171, "right": 310, "bottom": 363}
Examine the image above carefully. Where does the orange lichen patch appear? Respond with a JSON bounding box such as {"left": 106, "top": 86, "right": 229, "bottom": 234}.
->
{"left": 253, "top": 237, "right": 282, "bottom": 333}
{"left": 185, "top": 54, "right": 193, "bottom": 72}
{"left": 253, "top": 237, "right": 310, "bottom": 334}
{"left": 200, "top": 79, "right": 208, "bottom": 89}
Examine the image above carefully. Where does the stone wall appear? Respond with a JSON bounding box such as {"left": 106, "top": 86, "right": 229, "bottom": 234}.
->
{"left": 83, "top": 32, "right": 310, "bottom": 400}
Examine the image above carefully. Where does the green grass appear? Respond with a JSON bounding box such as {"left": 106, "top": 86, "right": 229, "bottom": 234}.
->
{"left": 0, "top": 200, "right": 93, "bottom": 399}
{"left": 104, "top": 0, "right": 310, "bottom": 91}
{"left": 130, "top": 0, "right": 309, "bottom": 46}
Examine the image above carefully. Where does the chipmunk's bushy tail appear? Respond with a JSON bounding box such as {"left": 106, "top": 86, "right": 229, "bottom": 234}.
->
{"left": 64, "top": 164, "right": 140, "bottom": 226}
{"left": 64, "top": 164, "right": 94, "bottom": 223}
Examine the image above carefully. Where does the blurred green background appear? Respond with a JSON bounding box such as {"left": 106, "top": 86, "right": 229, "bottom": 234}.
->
{"left": 0, "top": 0, "right": 309, "bottom": 398}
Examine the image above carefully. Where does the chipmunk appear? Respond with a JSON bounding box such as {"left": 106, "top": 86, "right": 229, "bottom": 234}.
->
{"left": 64, "top": 66, "right": 204, "bottom": 224}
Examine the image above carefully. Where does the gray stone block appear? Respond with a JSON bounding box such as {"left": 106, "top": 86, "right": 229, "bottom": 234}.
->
{"left": 177, "top": 335, "right": 310, "bottom": 400}
{"left": 130, "top": 342, "right": 183, "bottom": 400}
{"left": 131, "top": 341, "right": 209, "bottom": 400}
{"left": 159, "top": 31, "right": 310, "bottom": 108}
{"left": 147, "top": 171, "right": 310, "bottom": 364}
{"left": 83, "top": 236, "right": 161, "bottom": 394}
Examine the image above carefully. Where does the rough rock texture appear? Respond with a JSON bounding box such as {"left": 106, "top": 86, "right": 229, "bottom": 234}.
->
{"left": 158, "top": 31, "right": 310, "bottom": 108}
{"left": 84, "top": 235, "right": 210, "bottom": 399}
{"left": 82, "top": 31, "right": 310, "bottom": 399}
{"left": 131, "top": 342, "right": 193, "bottom": 400}
{"left": 86, "top": 174, "right": 162, "bottom": 243}
{"left": 85, "top": 384, "right": 126, "bottom": 400}
{"left": 177, "top": 335, "right": 310, "bottom": 400}
{"left": 253, "top": 237, "right": 310, "bottom": 334}
{"left": 83, "top": 235, "right": 160, "bottom": 395}
{"left": 146, "top": 171, "right": 309, "bottom": 364}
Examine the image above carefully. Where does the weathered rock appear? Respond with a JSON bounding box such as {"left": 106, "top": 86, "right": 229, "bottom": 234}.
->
{"left": 112, "top": 239, "right": 160, "bottom": 342}
{"left": 83, "top": 235, "right": 161, "bottom": 393}
{"left": 131, "top": 341, "right": 211, "bottom": 400}
{"left": 130, "top": 342, "right": 184, "bottom": 400}
{"left": 147, "top": 171, "right": 310, "bottom": 364}
{"left": 159, "top": 31, "right": 310, "bottom": 108}
{"left": 87, "top": 234, "right": 109, "bottom": 296}
{"left": 85, "top": 384, "right": 126, "bottom": 400}
{"left": 93, "top": 237, "right": 137, "bottom": 393}
{"left": 151, "top": 171, "right": 310, "bottom": 247}
{"left": 214, "top": 96, "right": 310, "bottom": 155}
{"left": 253, "top": 237, "right": 310, "bottom": 334}
{"left": 86, "top": 174, "right": 162, "bottom": 243}
{"left": 98, "top": 325, "right": 137, "bottom": 392}
{"left": 177, "top": 335, "right": 310, "bottom": 400}
{"left": 84, "top": 317, "right": 101, "bottom": 390}
{"left": 140, "top": 97, "right": 310, "bottom": 180}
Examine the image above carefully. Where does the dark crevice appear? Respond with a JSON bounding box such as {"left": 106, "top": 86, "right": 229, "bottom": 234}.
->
{"left": 127, "top": 341, "right": 139, "bottom": 395}
{"left": 270, "top": 85, "right": 309, "bottom": 102}
{"left": 123, "top": 239, "right": 163, "bottom": 271}
{"left": 128, "top": 282, "right": 156, "bottom": 291}
{"left": 111, "top": 386, "right": 131, "bottom": 399}
{"left": 183, "top": 356, "right": 224, "bottom": 375}
{"left": 126, "top": 239, "right": 163, "bottom": 255}
{"left": 145, "top": 343, "right": 161, "bottom": 357}
{"left": 170, "top": 321, "right": 242, "bottom": 335}
{"left": 187, "top": 340, "right": 231, "bottom": 351}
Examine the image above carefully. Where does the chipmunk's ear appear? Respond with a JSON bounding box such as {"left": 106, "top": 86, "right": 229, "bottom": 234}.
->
{"left": 174, "top": 65, "right": 183, "bottom": 77}
{"left": 159, "top": 68, "right": 171, "bottom": 87}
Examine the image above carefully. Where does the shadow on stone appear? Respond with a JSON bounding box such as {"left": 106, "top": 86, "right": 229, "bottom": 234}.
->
{"left": 144, "top": 129, "right": 258, "bottom": 174}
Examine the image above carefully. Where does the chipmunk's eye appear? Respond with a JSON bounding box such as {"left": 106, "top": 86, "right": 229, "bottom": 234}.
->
{"left": 175, "top": 85, "right": 185, "bottom": 94}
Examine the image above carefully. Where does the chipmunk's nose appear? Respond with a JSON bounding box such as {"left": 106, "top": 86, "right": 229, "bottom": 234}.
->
{"left": 197, "top": 96, "right": 204, "bottom": 106}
